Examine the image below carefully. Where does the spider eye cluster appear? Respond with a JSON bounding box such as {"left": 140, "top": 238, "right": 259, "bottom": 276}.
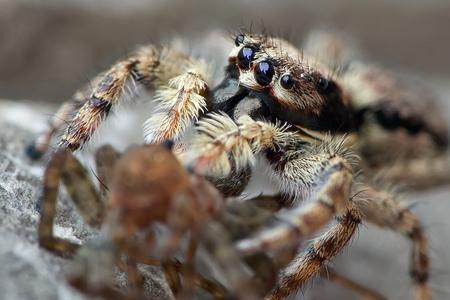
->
{"left": 280, "top": 74, "right": 294, "bottom": 90}
{"left": 254, "top": 61, "right": 275, "bottom": 86}
{"left": 237, "top": 47, "right": 255, "bottom": 70}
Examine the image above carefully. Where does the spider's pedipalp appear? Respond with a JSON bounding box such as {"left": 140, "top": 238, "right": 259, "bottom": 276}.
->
{"left": 143, "top": 60, "right": 210, "bottom": 143}
{"left": 190, "top": 113, "right": 296, "bottom": 176}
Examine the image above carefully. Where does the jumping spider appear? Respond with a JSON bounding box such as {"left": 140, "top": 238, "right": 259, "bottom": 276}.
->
{"left": 29, "top": 30, "right": 450, "bottom": 299}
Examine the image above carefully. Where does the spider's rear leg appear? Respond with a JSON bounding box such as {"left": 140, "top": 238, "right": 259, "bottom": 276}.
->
{"left": 369, "top": 98, "right": 449, "bottom": 149}
{"left": 38, "top": 150, "right": 105, "bottom": 257}
{"left": 358, "top": 187, "right": 430, "bottom": 300}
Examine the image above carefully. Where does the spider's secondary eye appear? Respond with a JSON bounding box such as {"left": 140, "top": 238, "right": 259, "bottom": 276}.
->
{"left": 318, "top": 77, "right": 329, "bottom": 91}
{"left": 237, "top": 46, "right": 255, "bottom": 70}
{"left": 254, "top": 61, "right": 275, "bottom": 86}
{"left": 280, "top": 74, "right": 294, "bottom": 90}
{"left": 235, "top": 34, "right": 245, "bottom": 46}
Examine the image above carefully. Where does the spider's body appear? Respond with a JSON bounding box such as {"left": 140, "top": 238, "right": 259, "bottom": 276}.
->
{"left": 29, "top": 31, "right": 450, "bottom": 300}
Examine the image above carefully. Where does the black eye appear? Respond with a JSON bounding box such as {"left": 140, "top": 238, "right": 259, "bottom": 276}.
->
{"left": 280, "top": 74, "right": 294, "bottom": 90}
{"left": 318, "top": 77, "right": 329, "bottom": 91}
{"left": 235, "top": 34, "right": 245, "bottom": 46}
{"left": 237, "top": 46, "right": 255, "bottom": 70}
{"left": 254, "top": 61, "right": 275, "bottom": 86}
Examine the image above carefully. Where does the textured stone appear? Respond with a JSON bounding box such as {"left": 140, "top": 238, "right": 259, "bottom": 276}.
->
{"left": 0, "top": 84, "right": 449, "bottom": 299}
{"left": 0, "top": 106, "right": 173, "bottom": 300}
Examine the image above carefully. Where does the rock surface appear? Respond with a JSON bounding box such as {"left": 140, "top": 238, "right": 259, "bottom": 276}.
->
{"left": 0, "top": 96, "right": 450, "bottom": 300}
{"left": 0, "top": 102, "right": 173, "bottom": 300}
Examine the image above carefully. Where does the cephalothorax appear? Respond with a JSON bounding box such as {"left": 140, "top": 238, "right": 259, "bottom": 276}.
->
{"left": 29, "top": 30, "right": 450, "bottom": 300}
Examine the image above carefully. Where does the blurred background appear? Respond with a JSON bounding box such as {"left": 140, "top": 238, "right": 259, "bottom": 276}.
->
{"left": 1, "top": 0, "right": 450, "bottom": 101}
{"left": 1, "top": 1, "right": 450, "bottom": 299}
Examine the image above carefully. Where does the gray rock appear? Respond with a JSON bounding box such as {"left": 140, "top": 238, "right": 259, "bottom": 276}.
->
{"left": 0, "top": 118, "right": 173, "bottom": 300}
{"left": 1, "top": 98, "right": 450, "bottom": 300}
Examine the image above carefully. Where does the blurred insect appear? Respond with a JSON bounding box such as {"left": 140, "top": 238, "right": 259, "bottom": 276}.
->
{"left": 28, "top": 29, "right": 450, "bottom": 300}
{"left": 38, "top": 142, "right": 259, "bottom": 300}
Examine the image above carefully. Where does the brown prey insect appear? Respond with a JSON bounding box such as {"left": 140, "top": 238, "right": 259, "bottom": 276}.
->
{"left": 38, "top": 142, "right": 263, "bottom": 299}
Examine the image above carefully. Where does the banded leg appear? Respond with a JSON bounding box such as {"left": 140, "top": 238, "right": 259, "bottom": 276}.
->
{"left": 236, "top": 151, "right": 355, "bottom": 255}
{"left": 26, "top": 90, "right": 87, "bottom": 160}
{"left": 38, "top": 150, "right": 104, "bottom": 256}
{"left": 237, "top": 154, "right": 360, "bottom": 299}
{"left": 191, "top": 114, "right": 366, "bottom": 298}
{"left": 358, "top": 187, "right": 430, "bottom": 300}
{"left": 30, "top": 45, "right": 209, "bottom": 155}
{"left": 266, "top": 206, "right": 361, "bottom": 300}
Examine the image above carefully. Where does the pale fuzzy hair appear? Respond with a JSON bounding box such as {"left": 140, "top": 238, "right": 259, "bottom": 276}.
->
{"left": 189, "top": 113, "right": 297, "bottom": 177}
{"left": 143, "top": 59, "right": 209, "bottom": 144}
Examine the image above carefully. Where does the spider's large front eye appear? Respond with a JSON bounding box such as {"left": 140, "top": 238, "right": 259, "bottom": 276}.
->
{"left": 237, "top": 46, "right": 255, "bottom": 70}
{"left": 254, "top": 61, "right": 275, "bottom": 86}
{"left": 235, "top": 34, "right": 245, "bottom": 46}
{"left": 280, "top": 74, "right": 294, "bottom": 90}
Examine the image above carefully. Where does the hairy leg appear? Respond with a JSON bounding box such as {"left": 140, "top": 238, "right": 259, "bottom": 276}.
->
{"left": 266, "top": 206, "right": 361, "bottom": 300}
{"left": 38, "top": 150, "right": 105, "bottom": 256}
{"left": 28, "top": 45, "right": 210, "bottom": 157}
{"left": 236, "top": 147, "right": 356, "bottom": 255}
{"left": 191, "top": 114, "right": 368, "bottom": 298}
{"left": 190, "top": 113, "right": 300, "bottom": 177}
{"left": 358, "top": 187, "right": 430, "bottom": 300}
{"left": 26, "top": 91, "right": 87, "bottom": 160}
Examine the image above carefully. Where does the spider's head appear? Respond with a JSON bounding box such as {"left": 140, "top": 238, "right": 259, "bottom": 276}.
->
{"left": 229, "top": 33, "right": 354, "bottom": 132}
{"left": 229, "top": 33, "right": 336, "bottom": 113}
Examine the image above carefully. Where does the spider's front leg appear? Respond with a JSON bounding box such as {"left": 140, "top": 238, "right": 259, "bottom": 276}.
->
{"left": 239, "top": 141, "right": 362, "bottom": 300}
{"left": 27, "top": 45, "right": 210, "bottom": 158}
{"left": 190, "top": 114, "right": 362, "bottom": 298}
